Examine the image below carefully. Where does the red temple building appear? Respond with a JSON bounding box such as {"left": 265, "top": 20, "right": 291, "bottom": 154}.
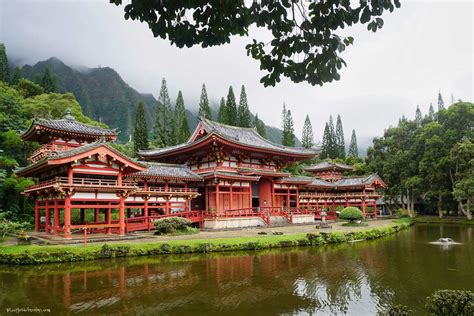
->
{"left": 17, "top": 113, "right": 385, "bottom": 238}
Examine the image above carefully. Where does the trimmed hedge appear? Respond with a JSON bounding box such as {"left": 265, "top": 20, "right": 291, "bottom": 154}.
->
{"left": 340, "top": 207, "right": 363, "bottom": 222}
{"left": 154, "top": 217, "right": 192, "bottom": 235}
{"left": 0, "top": 219, "right": 413, "bottom": 265}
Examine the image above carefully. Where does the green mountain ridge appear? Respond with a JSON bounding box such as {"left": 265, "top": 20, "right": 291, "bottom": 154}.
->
{"left": 18, "top": 57, "right": 297, "bottom": 145}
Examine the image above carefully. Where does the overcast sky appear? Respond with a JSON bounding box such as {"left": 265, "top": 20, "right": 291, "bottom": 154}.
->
{"left": 1, "top": 0, "right": 472, "bottom": 147}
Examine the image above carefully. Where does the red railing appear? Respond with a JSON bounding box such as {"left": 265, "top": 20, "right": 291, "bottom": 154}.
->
{"left": 125, "top": 210, "right": 204, "bottom": 232}
{"left": 25, "top": 177, "right": 198, "bottom": 194}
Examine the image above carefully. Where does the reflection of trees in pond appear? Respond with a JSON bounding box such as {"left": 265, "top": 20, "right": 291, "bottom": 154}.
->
{"left": 1, "top": 225, "right": 472, "bottom": 315}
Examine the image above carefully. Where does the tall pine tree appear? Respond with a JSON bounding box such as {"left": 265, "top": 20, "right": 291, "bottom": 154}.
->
{"left": 428, "top": 103, "right": 435, "bottom": 120}
{"left": 437, "top": 91, "right": 445, "bottom": 111}
{"left": 0, "top": 44, "right": 10, "bottom": 83}
{"left": 415, "top": 105, "right": 422, "bottom": 126}
{"left": 335, "top": 114, "right": 345, "bottom": 158}
{"left": 301, "top": 115, "right": 314, "bottom": 148}
{"left": 225, "top": 86, "right": 238, "bottom": 125}
{"left": 11, "top": 67, "right": 21, "bottom": 85}
{"left": 348, "top": 129, "right": 359, "bottom": 158}
{"left": 174, "top": 91, "right": 190, "bottom": 143}
{"left": 198, "top": 83, "right": 212, "bottom": 119}
{"left": 217, "top": 97, "right": 227, "bottom": 123}
{"left": 238, "top": 85, "right": 251, "bottom": 127}
{"left": 328, "top": 115, "right": 337, "bottom": 158}
{"left": 254, "top": 113, "right": 267, "bottom": 138}
{"left": 132, "top": 102, "right": 149, "bottom": 156}
{"left": 320, "top": 123, "right": 331, "bottom": 159}
{"left": 154, "top": 78, "right": 174, "bottom": 147}
{"left": 282, "top": 109, "right": 295, "bottom": 147}
{"left": 42, "top": 66, "right": 56, "bottom": 93}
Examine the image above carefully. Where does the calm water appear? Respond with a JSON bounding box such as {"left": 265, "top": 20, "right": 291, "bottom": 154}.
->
{"left": 1, "top": 224, "right": 473, "bottom": 315}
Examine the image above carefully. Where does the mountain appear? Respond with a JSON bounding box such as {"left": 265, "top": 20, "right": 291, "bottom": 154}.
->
{"left": 19, "top": 57, "right": 298, "bottom": 145}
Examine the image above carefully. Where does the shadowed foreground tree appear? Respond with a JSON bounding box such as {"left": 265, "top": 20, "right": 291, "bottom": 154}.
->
{"left": 110, "top": 1, "right": 400, "bottom": 87}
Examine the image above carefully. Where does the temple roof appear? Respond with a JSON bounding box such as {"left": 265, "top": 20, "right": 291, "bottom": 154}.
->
{"left": 304, "top": 161, "right": 354, "bottom": 173}
{"left": 199, "top": 171, "right": 261, "bottom": 182}
{"left": 15, "top": 142, "right": 144, "bottom": 177}
{"left": 140, "top": 118, "right": 318, "bottom": 159}
{"left": 280, "top": 173, "right": 385, "bottom": 189}
{"left": 126, "top": 163, "right": 202, "bottom": 181}
{"left": 21, "top": 111, "right": 117, "bottom": 142}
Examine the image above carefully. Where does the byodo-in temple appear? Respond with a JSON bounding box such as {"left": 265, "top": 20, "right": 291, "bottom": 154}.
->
{"left": 16, "top": 112, "right": 385, "bottom": 238}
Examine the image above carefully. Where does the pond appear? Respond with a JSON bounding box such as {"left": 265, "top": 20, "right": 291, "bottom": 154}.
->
{"left": 0, "top": 224, "right": 473, "bottom": 315}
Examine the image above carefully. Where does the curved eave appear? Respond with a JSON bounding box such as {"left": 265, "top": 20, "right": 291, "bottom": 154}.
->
{"left": 21, "top": 122, "right": 117, "bottom": 142}
{"left": 202, "top": 172, "right": 260, "bottom": 182}
{"left": 124, "top": 174, "right": 203, "bottom": 182}
{"left": 140, "top": 133, "right": 317, "bottom": 161}
{"left": 16, "top": 144, "right": 145, "bottom": 178}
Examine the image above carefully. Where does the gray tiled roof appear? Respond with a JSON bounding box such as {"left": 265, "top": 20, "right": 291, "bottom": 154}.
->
{"left": 22, "top": 112, "right": 116, "bottom": 141}
{"left": 309, "top": 178, "right": 336, "bottom": 187}
{"left": 302, "top": 173, "right": 384, "bottom": 188}
{"left": 200, "top": 118, "right": 318, "bottom": 155}
{"left": 304, "top": 161, "right": 353, "bottom": 172}
{"left": 199, "top": 171, "right": 261, "bottom": 181}
{"left": 15, "top": 142, "right": 145, "bottom": 176}
{"left": 140, "top": 118, "right": 319, "bottom": 157}
{"left": 127, "top": 162, "right": 202, "bottom": 181}
{"left": 279, "top": 176, "right": 314, "bottom": 183}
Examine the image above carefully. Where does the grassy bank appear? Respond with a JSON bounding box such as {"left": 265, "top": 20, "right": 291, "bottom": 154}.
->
{"left": 0, "top": 219, "right": 412, "bottom": 265}
{"left": 414, "top": 216, "right": 473, "bottom": 225}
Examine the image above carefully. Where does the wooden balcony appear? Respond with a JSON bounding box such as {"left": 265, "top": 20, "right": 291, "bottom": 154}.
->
{"left": 24, "top": 177, "right": 200, "bottom": 196}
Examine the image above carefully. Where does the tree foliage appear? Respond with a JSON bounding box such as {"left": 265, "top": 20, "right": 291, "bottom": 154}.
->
{"left": 366, "top": 102, "right": 474, "bottom": 218}
{"left": 41, "top": 66, "right": 57, "bottom": 93}
{"left": 238, "top": 85, "right": 251, "bottom": 127}
{"left": 174, "top": 90, "right": 190, "bottom": 143}
{"left": 0, "top": 43, "right": 10, "bottom": 83}
{"left": 253, "top": 113, "right": 267, "bottom": 139}
{"left": 132, "top": 102, "right": 149, "bottom": 156}
{"left": 335, "top": 114, "right": 345, "bottom": 158}
{"left": 111, "top": 1, "right": 400, "bottom": 86}
{"left": 198, "top": 83, "right": 212, "bottom": 120}
{"left": 348, "top": 129, "right": 358, "bottom": 158}
{"left": 281, "top": 104, "right": 295, "bottom": 147}
{"left": 301, "top": 114, "right": 313, "bottom": 148}
{"left": 225, "top": 86, "right": 238, "bottom": 126}
{"left": 217, "top": 97, "right": 227, "bottom": 124}
{"left": 154, "top": 78, "right": 175, "bottom": 147}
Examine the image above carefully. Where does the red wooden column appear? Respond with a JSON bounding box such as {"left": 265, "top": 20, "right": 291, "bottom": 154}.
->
{"left": 67, "top": 167, "right": 73, "bottom": 185}
{"left": 205, "top": 185, "right": 209, "bottom": 212}
{"left": 54, "top": 197, "right": 60, "bottom": 237}
{"left": 296, "top": 187, "right": 300, "bottom": 208}
{"left": 373, "top": 199, "right": 377, "bottom": 219}
{"left": 230, "top": 183, "right": 234, "bottom": 210}
{"left": 216, "top": 181, "right": 220, "bottom": 213}
{"left": 64, "top": 194, "right": 72, "bottom": 239}
{"left": 165, "top": 197, "right": 170, "bottom": 215}
{"left": 362, "top": 198, "right": 366, "bottom": 218}
{"left": 286, "top": 188, "right": 290, "bottom": 209}
{"left": 35, "top": 199, "right": 40, "bottom": 232}
{"left": 118, "top": 194, "right": 126, "bottom": 236}
{"left": 248, "top": 182, "right": 252, "bottom": 209}
{"left": 106, "top": 206, "right": 111, "bottom": 234}
{"left": 45, "top": 198, "right": 50, "bottom": 234}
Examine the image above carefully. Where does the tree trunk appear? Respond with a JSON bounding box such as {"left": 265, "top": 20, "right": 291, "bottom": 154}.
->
{"left": 437, "top": 193, "right": 443, "bottom": 218}
{"left": 458, "top": 201, "right": 472, "bottom": 220}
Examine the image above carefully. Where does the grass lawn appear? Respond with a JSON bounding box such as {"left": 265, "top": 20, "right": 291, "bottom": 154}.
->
{"left": 414, "top": 216, "right": 473, "bottom": 225}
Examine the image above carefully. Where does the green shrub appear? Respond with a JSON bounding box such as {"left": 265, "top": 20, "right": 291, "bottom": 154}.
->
{"left": 425, "top": 289, "right": 473, "bottom": 316}
{"left": 153, "top": 217, "right": 192, "bottom": 235}
{"left": 339, "top": 207, "right": 363, "bottom": 222}
{"left": 0, "top": 219, "right": 30, "bottom": 239}
{"left": 396, "top": 209, "right": 410, "bottom": 218}
{"left": 378, "top": 304, "right": 412, "bottom": 315}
